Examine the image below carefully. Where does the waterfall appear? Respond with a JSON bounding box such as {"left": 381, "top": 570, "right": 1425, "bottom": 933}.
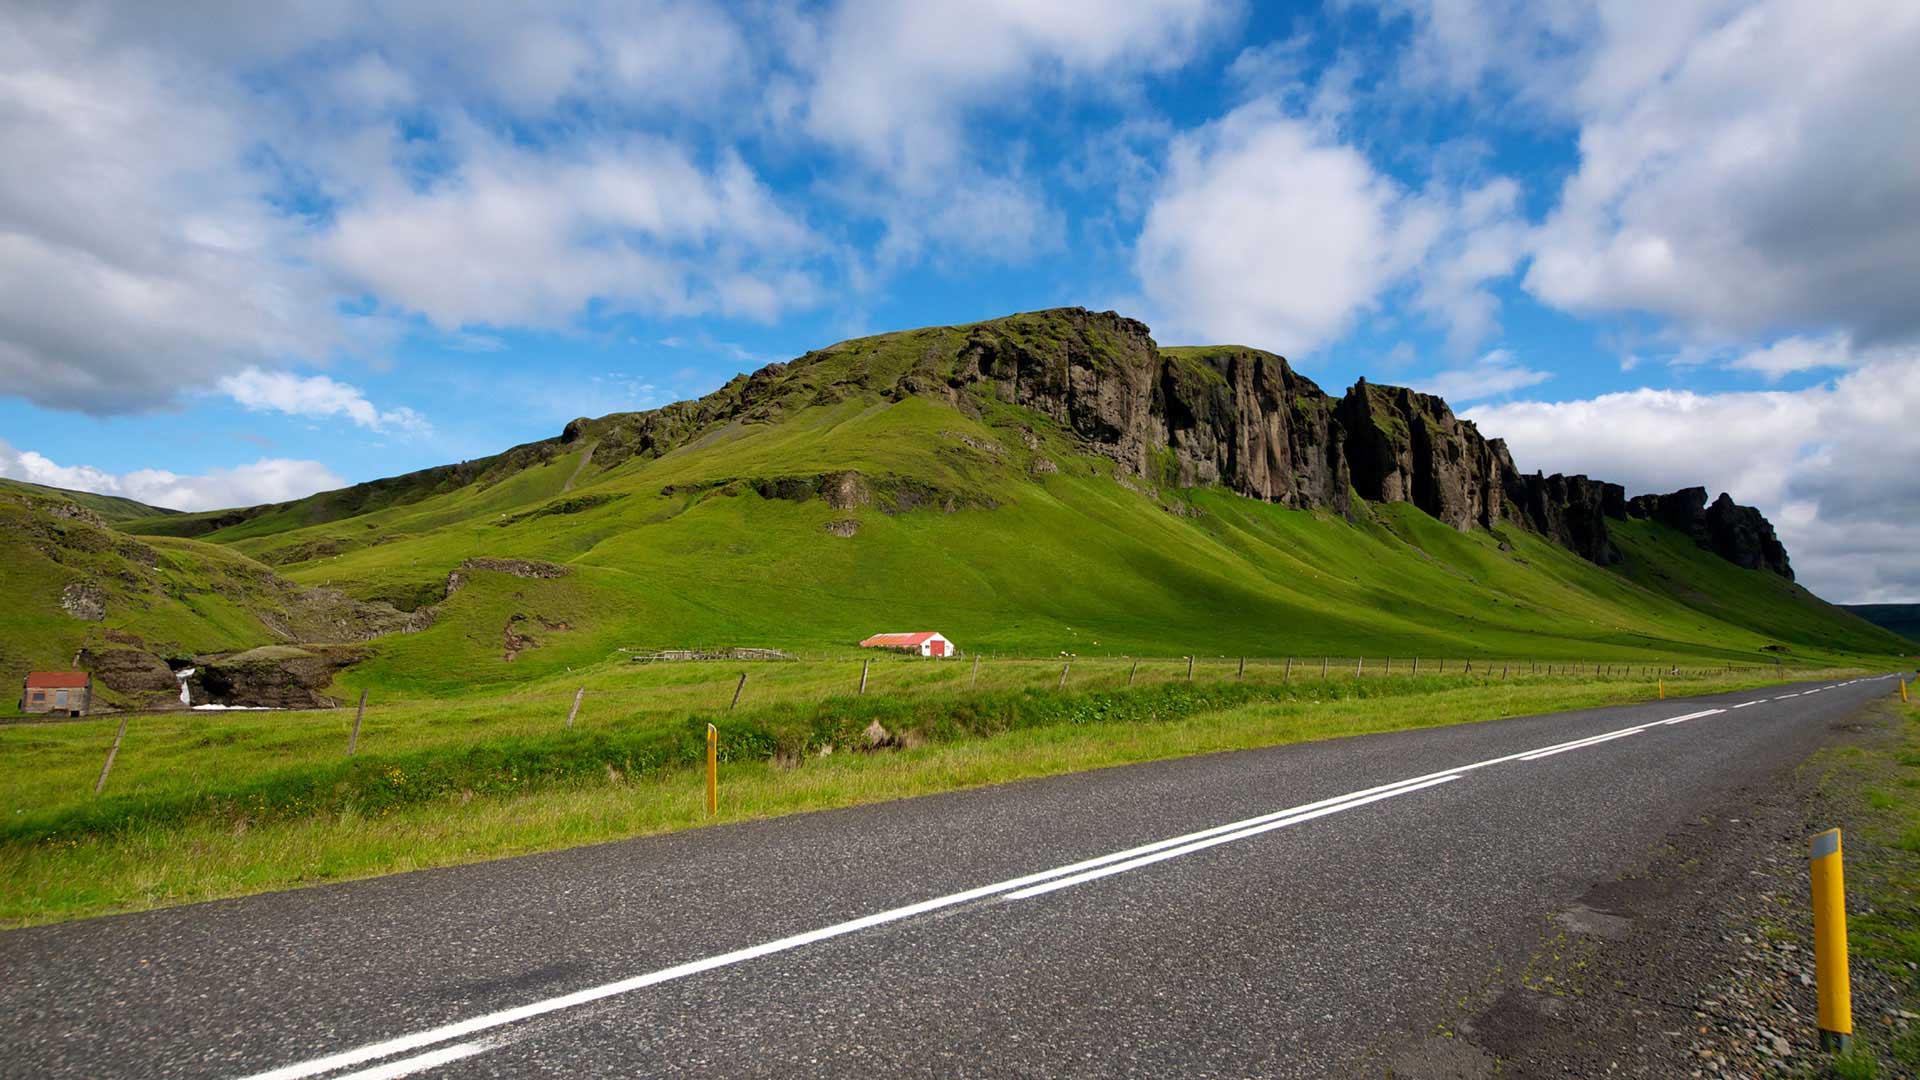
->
{"left": 176, "top": 666, "right": 195, "bottom": 707}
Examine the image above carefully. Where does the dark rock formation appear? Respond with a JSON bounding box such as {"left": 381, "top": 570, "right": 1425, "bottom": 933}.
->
{"left": 1504, "top": 474, "right": 1626, "bottom": 565}
{"left": 133, "top": 305, "right": 1794, "bottom": 578}
{"left": 196, "top": 646, "right": 365, "bottom": 709}
{"left": 1627, "top": 488, "right": 1793, "bottom": 579}
{"left": 77, "top": 647, "right": 182, "bottom": 708}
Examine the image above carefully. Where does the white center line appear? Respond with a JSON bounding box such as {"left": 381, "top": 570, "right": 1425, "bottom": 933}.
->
{"left": 231, "top": 691, "right": 1806, "bottom": 1080}
{"left": 336, "top": 1042, "right": 497, "bottom": 1080}
{"left": 1657, "top": 708, "right": 1726, "bottom": 726}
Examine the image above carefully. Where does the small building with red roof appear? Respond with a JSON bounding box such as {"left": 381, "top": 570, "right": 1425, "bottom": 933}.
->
{"left": 20, "top": 671, "right": 92, "bottom": 716}
{"left": 858, "top": 632, "right": 956, "bottom": 658}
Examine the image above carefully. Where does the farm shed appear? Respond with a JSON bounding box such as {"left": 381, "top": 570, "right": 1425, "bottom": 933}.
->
{"left": 858, "top": 632, "right": 956, "bottom": 658}
{"left": 21, "top": 671, "right": 91, "bottom": 716}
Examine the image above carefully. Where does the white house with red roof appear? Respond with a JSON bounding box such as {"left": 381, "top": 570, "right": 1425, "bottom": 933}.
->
{"left": 858, "top": 632, "right": 955, "bottom": 658}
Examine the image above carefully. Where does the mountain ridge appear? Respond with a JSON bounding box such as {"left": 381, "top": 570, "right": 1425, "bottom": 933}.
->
{"left": 122, "top": 306, "right": 1794, "bottom": 582}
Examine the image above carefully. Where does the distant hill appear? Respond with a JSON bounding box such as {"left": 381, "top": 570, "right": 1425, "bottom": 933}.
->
{"left": 7, "top": 306, "right": 1907, "bottom": 706}
{"left": 1841, "top": 604, "right": 1920, "bottom": 644}
{"left": 0, "top": 478, "right": 177, "bottom": 522}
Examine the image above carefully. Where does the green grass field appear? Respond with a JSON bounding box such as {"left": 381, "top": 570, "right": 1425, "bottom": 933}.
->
{"left": 0, "top": 664, "right": 1863, "bottom": 925}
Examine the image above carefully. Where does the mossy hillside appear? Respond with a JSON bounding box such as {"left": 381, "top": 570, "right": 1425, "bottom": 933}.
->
{"left": 0, "top": 497, "right": 331, "bottom": 696}
{"left": 0, "top": 479, "right": 176, "bottom": 523}
{"left": 10, "top": 305, "right": 1892, "bottom": 703}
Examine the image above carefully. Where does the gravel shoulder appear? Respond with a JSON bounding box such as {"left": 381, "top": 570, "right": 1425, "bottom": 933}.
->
{"left": 1381, "top": 690, "right": 1920, "bottom": 1079}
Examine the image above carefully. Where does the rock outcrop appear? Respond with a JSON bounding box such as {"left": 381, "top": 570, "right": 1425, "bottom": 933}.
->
{"left": 123, "top": 306, "right": 1794, "bottom": 579}
{"left": 1628, "top": 488, "right": 1794, "bottom": 579}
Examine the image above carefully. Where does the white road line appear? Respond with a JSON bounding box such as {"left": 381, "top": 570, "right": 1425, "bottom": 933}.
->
{"left": 1005, "top": 775, "right": 1461, "bottom": 900}
{"left": 236, "top": 771, "right": 1466, "bottom": 1080}
{"left": 1775, "top": 693, "right": 1800, "bottom": 700}
{"left": 232, "top": 692, "right": 1798, "bottom": 1080}
{"left": 1657, "top": 708, "right": 1726, "bottom": 726}
{"left": 1730, "top": 700, "right": 1764, "bottom": 710}
{"left": 335, "top": 1043, "right": 497, "bottom": 1080}
{"left": 1519, "top": 728, "right": 1643, "bottom": 759}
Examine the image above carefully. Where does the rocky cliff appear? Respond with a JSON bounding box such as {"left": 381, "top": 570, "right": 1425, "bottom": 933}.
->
{"left": 1628, "top": 488, "right": 1794, "bottom": 579}
{"left": 130, "top": 307, "right": 1795, "bottom": 579}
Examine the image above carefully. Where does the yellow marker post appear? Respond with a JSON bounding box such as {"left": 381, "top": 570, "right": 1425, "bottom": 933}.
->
{"left": 1809, "top": 828, "right": 1852, "bottom": 1052}
{"left": 705, "top": 723, "right": 718, "bottom": 817}
{"left": 1658, "top": 678, "right": 1665, "bottom": 700}
{"left": 1901, "top": 677, "right": 1909, "bottom": 703}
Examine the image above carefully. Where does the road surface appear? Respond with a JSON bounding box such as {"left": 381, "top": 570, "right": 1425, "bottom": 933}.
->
{"left": 1, "top": 674, "right": 1908, "bottom": 1078}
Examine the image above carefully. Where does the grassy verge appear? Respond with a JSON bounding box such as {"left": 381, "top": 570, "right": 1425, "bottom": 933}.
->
{"left": 0, "top": 667, "right": 1860, "bottom": 927}
{"left": 1801, "top": 690, "right": 1920, "bottom": 1078}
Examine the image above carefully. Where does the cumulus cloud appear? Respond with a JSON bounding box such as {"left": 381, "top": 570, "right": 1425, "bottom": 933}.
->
{"left": 1419, "top": 348, "right": 1551, "bottom": 404}
{"left": 318, "top": 136, "right": 819, "bottom": 329}
{"left": 1134, "top": 100, "right": 1523, "bottom": 354}
{"left": 0, "top": 9, "right": 344, "bottom": 414}
{"left": 1466, "top": 349, "right": 1920, "bottom": 604}
{"left": 216, "top": 369, "right": 428, "bottom": 434}
{"left": 1368, "top": 0, "right": 1920, "bottom": 346}
{"left": 801, "top": 0, "right": 1236, "bottom": 179}
{"left": 0, "top": 438, "right": 343, "bottom": 513}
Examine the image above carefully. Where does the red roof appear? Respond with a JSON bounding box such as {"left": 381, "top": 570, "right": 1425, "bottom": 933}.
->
{"left": 860, "top": 632, "right": 943, "bottom": 647}
{"left": 25, "top": 671, "right": 89, "bottom": 688}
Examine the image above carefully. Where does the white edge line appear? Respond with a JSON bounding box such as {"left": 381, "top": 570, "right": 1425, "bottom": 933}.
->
{"left": 1005, "top": 775, "right": 1460, "bottom": 900}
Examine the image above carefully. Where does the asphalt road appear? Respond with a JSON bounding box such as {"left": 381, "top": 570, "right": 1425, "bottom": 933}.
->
{"left": 2, "top": 673, "right": 1910, "bottom": 1079}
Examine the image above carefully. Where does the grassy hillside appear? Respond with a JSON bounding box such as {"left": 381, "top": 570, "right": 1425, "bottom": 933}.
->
{"left": 8, "top": 309, "right": 1901, "bottom": 708}
{"left": 1843, "top": 604, "right": 1920, "bottom": 644}
{"left": 0, "top": 478, "right": 175, "bottom": 522}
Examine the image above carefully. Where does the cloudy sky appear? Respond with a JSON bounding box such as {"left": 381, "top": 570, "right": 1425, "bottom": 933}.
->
{"left": 2, "top": 1, "right": 1915, "bottom": 603}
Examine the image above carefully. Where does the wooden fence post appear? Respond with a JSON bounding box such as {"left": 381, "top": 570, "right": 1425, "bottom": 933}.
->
{"left": 348, "top": 689, "right": 367, "bottom": 755}
{"left": 1465, "top": 660, "right": 1473, "bottom": 675}
{"left": 1321, "top": 656, "right": 1328, "bottom": 678}
{"left": 1413, "top": 657, "right": 1419, "bottom": 675}
{"left": 859, "top": 658, "right": 870, "bottom": 694}
{"left": 566, "top": 687, "right": 584, "bottom": 728}
{"left": 94, "top": 714, "right": 130, "bottom": 796}
{"left": 1385, "top": 657, "right": 1392, "bottom": 675}
{"left": 1356, "top": 657, "right": 1364, "bottom": 677}
{"left": 1187, "top": 656, "right": 1195, "bottom": 681}
{"left": 730, "top": 672, "right": 747, "bottom": 711}
{"left": 1237, "top": 657, "right": 1245, "bottom": 679}
{"left": 1127, "top": 660, "right": 1138, "bottom": 686}
{"left": 1284, "top": 657, "right": 1292, "bottom": 681}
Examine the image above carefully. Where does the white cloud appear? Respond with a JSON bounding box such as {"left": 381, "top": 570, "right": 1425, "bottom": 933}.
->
{"left": 1133, "top": 99, "right": 1523, "bottom": 354}
{"left": 1370, "top": 0, "right": 1920, "bottom": 347}
{"left": 216, "top": 368, "right": 428, "bottom": 433}
{"left": 1420, "top": 348, "right": 1551, "bottom": 403}
{"left": 1726, "top": 334, "right": 1856, "bottom": 381}
{"left": 318, "top": 136, "right": 819, "bottom": 329}
{"left": 1466, "top": 348, "right": 1920, "bottom": 603}
{"left": 0, "top": 10, "right": 345, "bottom": 414}
{"left": 800, "top": 0, "right": 1236, "bottom": 179}
{"left": 0, "top": 438, "right": 343, "bottom": 512}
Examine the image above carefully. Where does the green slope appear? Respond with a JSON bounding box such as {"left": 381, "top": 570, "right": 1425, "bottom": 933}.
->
{"left": 0, "top": 478, "right": 176, "bottom": 522}
{"left": 10, "top": 310, "right": 1898, "bottom": 703}
{"left": 1842, "top": 604, "right": 1920, "bottom": 645}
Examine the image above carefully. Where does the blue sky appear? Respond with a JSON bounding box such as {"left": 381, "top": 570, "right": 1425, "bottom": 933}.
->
{"left": 2, "top": 1, "right": 1917, "bottom": 603}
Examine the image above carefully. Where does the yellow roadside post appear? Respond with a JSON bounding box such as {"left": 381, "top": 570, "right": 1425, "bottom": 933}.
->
{"left": 1658, "top": 678, "right": 1665, "bottom": 700}
{"left": 1809, "top": 828, "right": 1852, "bottom": 1052}
{"left": 1901, "top": 676, "right": 1909, "bottom": 702}
{"left": 705, "top": 723, "right": 718, "bottom": 817}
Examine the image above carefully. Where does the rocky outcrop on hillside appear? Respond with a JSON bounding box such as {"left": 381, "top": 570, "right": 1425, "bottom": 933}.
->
{"left": 115, "top": 306, "right": 1795, "bottom": 580}
{"left": 1628, "top": 488, "right": 1794, "bottom": 579}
